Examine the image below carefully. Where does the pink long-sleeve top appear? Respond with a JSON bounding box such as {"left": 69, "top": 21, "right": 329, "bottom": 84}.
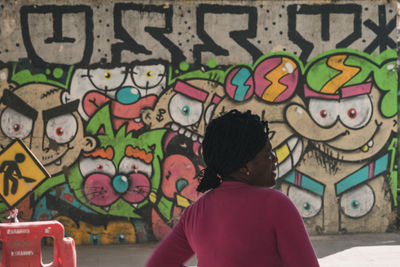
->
{"left": 146, "top": 181, "right": 319, "bottom": 267}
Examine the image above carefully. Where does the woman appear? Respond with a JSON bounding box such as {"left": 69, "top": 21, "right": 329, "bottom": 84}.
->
{"left": 146, "top": 110, "right": 319, "bottom": 267}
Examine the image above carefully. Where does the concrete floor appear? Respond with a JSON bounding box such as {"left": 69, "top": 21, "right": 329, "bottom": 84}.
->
{"left": 3, "top": 232, "right": 400, "bottom": 266}
{"left": 74, "top": 232, "right": 400, "bottom": 267}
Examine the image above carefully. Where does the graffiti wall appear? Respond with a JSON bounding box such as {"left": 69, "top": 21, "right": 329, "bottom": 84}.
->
{"left": 0, "top": 0, "right": 398, "bottom": 244}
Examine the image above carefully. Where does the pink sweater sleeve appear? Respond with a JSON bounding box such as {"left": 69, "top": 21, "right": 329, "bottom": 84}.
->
{"left": 146, "top": 211, "right": 194, "bottom": 267}
{"left": 273, "top": 192, "right": 320, "bottom": 267}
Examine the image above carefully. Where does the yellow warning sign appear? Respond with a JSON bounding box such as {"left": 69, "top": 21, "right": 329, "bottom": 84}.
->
{"left": 0, "top": 139, "right": 50, "bottom": 207}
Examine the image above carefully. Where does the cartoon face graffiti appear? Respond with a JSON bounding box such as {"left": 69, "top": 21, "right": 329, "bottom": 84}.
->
{"left": 152, "top": 153, "right": 202, "bottom": 240}
{"left": 214, "top": 95, "right": 306, "bottom": 180}
{"left": 286, "top": 54, "right": 397, "bottom": 161}
{"left": 141, "top": 79, "right": 220, "bottom": 238}
{"left": 161, "top": 154, "right": 200, "bottom": 209}
{"left": 281, "top": 160, "right": 395, "bottom": 234}
{"left": 285, "top": 84, "right": 396, "bottom": 161}
{"left": 80, "top": 145, "right": 154, "bottom": 208}
{"left": 62, "top": 63, "right": 167, "bottom": 132}
{"left": 0, "top": 83, "right": 96, "bottom": 175}
{"left": 142, "top": 79, "right": 225, "bottom": 140}
{"left": 213, "top": 55, "right": 306, "bottom": 180}
{"left": 282, "top": 53, "right": 398, "bottom": 234}
{"left": 67, "top": 105, "right": 166, "bottom": 219}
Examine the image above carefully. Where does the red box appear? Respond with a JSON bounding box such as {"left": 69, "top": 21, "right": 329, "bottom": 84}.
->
{"left": 0, "top": 221, "right": 76, "bottom": 267}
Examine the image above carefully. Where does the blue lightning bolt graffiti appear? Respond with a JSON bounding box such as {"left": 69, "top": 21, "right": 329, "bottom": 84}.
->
{"left": 232, "top": 68, "right": 251, "bottom": 101}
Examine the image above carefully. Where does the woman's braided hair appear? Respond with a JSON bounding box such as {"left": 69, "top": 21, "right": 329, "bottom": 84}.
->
{"left": 197, "top": 109, "right": 269, "bottom": 193}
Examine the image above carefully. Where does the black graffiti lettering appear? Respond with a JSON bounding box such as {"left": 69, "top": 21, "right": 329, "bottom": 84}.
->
{"left": 288, "top": 4, "right": 361, "bottom": 63}
{"left": 194, "top": 4, "right": 262, "bottom": 66}
{"left": 44, "top": 10, "right": 74, "bottom": 43}
{"left": 112, "top": 3, "right": 185, "bottom": 67}
{"left": 156, "top": 108, "right": 166, "bottom": 122}
{"left": 112, "top": 4, "right": 151, "bottom": 57}
{"left": 363, "top": 5, "right": 396, "bottom": 53}
{"left": 20, "top": 5, "right": 93, "bottom": 66}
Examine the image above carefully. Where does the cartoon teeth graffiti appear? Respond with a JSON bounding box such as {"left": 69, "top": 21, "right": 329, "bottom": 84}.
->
{"left": 142, "top": 79, "right": 225, "bottom": 141}
{"left": 0, "top": 82, "right": 96, "bottom": 176}
{"left": 282, "top": 50, "right": 398, "bottom": 234}
{"left": 62, "top": 62, "right": 167, "bottom": 132}
{"left": 213, "top": 54, "right": 306, "bottom": 179}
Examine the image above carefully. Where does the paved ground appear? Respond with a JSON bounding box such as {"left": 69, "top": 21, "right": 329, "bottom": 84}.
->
{"left": 72, "top": 232, "right": 400, "bottom": 267}
{"left": 4, "top": 232, "right": 400, "bottom": 266}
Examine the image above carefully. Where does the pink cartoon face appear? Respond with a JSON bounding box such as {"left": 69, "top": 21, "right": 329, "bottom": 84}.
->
{"left": 79, "top": 146, "right": 154, "bottom": 209}
{"left": 161, "top": 154, "right": 201, "bottom": 209}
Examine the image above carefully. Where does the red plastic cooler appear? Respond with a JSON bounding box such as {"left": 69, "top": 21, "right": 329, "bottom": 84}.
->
{"left": 0, "top": 220, "right": 76, "bottom": 267}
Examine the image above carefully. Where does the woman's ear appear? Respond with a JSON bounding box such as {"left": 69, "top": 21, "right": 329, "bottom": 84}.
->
{"left": 239, "top": 166, "right": 251, "bottom": 177}
{"left": 229, "top": 167, "right": 251, "bottom": 184}
{"left": 239, "top": 167, "right": 248, "bottom": 174}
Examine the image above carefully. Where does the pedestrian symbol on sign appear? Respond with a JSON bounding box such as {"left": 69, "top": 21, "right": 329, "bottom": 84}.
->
{"left": 0, "top": 139, "right": 50, "bottom": 207}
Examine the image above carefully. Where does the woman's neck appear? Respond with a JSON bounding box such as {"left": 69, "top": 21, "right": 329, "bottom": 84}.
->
{"left": 222, "top": 175, "right": 249, "bottom": 184}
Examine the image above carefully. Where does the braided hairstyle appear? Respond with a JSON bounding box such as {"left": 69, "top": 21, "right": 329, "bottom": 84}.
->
{"left": 197, "top": 109, "right": 269, "bottom": 193}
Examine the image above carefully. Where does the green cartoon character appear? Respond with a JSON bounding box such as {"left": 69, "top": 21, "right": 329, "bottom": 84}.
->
{"left": 66, "top": 104, "right": 173, "bottom": 220}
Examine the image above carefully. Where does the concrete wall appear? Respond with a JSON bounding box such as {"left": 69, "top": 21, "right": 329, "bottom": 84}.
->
{"left": 0, "top": 0, "right": 398, "bottom": 245}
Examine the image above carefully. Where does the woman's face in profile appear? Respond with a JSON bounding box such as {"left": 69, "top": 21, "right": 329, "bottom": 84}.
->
{"left": 246, "top": 139, "right": 277, "bottom": 187}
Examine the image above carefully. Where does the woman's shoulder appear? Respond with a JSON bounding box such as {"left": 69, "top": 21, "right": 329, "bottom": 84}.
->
{"left": 249, "top": 185, "right": 287, "bottom": 196}
{"left": 252, "top": 187, "right": 294, "bottom": 205}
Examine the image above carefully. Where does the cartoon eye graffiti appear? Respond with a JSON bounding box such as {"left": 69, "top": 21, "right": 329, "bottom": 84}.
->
{"left": 46, "top": 114, "right": 77, "bottom": 144}
{"left": 169, "top": 94, "right": 203, "bottom": 126}
{"left": 131, "top": 64, "right": 166, "bottom": 89}
{"left": 117, "top": 233, "right": 126, "bottom": 244}
{"left": 87, "top": 67, "right": 126, "bottom": 91}
{"left": 182, "top": 106, "right": 190, "bottom": 115}
{"left": 308, "top": 98, "right": 339, "bottom": 127}
{"left": 104, "top": 72, "right": 112, "bottom": 79}
{"left": 340, "top": 184, "right": 374, "bottom": 218}
{"left": 287, "top": 186, "right": 322, "bottom": 218}
{"left": 338, "top": 95, "right": 372, "bottom": 129}
{"left": 80, "top": 158, "right": 119, "bottom": 206}
{"left": 0, "top": 107, "right": 33, "bottom": 139}
{"left": 118, "top": 157, "right": 152, "bottom": 177}
{"left": 347, "top": 108, "right": 357, "bottom": 119}
{"left": 79, "top": 158, "right": 116, "bottom": 177}
{"left": 90, "top": 234, "right": 100, "bottom": 245}
{"left": 176, "top": 179, "right": 189, "bottom": 193}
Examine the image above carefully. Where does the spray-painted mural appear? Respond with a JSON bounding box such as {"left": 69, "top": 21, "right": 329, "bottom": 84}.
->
{"left": 0, "top": 0, "right": 398, "bottom": 245}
